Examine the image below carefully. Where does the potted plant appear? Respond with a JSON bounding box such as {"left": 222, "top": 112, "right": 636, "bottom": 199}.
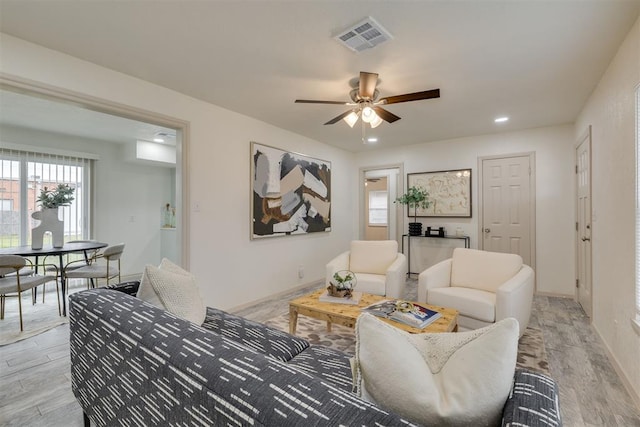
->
{"left": 32, "top": 184, "right": 75, "bottom": 249}
{"left": 36, "top": 183, "right": 75, "bottom": 208}
{"left": 395, "top": 186, "right": 430, "bottom": 236}
{"left": 328, "top": 270, "right": 357, "bottom": 298}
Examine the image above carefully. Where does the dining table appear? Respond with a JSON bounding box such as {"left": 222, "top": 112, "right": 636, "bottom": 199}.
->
{"left": 0, "top": 241, "right": 108, "bottom": 316}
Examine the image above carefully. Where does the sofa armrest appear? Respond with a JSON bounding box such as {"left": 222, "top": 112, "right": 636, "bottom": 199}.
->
{"left": 326, "top": 250, "right": 350, "bottom": 285}
{"left": 502, "top": 369, "right": 562, "bottom": 426}
{"left": 417, "top": 258, "right": 452, "bottom": 302}
{"left": 496, "top": 265, "right": 534, "bottom": 337}
{"left": 384, "top": 253, "right": 408, "bottom": 299}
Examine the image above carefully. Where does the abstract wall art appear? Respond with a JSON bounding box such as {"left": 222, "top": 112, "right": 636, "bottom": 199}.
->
{"left": 251, "top": 142, "right": 331, "bottom": 239}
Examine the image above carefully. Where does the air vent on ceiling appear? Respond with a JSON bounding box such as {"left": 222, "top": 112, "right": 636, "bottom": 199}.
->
{"left": 334, "top": 17, "right": 393, "bottom": 53}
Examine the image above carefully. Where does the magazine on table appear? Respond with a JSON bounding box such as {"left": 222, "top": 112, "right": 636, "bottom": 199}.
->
{"left": 362, "top": 299, "right": 441, "bottom": 328}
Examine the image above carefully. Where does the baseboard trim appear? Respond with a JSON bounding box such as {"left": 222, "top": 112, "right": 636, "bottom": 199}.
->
{"left": 228, "top": 279, "right": 323, "bottom": 313}
{"left": 592, "top": 323, "right": 640, "bottom": 410}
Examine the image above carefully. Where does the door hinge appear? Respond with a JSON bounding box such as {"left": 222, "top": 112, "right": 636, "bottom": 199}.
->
{"left": 576, "top": 279, "right": 579, "bottom": 288}
{"left": 576, "top": 222, "right": 579, "bottom": 232}
{"left": 575, "top": 165, "right": 578, "bottom": 173}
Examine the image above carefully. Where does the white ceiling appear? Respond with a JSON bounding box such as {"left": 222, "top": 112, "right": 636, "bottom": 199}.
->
{"left": 0, "top": 1, "right": 639, "bottom": 152}
{"left": 0, "top": 89, "right": 176, "bottom": 145}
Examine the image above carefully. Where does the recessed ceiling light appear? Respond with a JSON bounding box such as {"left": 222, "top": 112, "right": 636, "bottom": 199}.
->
{"left": 367, "top": 137, "right": 378, "bottom": 143}
{"left": 494, "top": 116, "right": 509, "bottom": 123}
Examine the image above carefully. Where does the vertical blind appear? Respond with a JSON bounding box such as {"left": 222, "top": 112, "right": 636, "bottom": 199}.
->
{"left": 0, "top": 147, "right": 91, "bottom": 248}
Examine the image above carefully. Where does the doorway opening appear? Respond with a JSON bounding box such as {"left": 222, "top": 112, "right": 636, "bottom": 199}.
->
{"left": 359, "top": 164, "right": 403, "bottom": 246}
{"left": 0, "top": 74, "right": 190, "bottom": 268}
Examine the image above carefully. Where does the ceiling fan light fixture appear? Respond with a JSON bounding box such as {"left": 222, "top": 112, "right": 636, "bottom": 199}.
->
{"left": 370, "top": 114, "right": 383, "bottom": 128}
{"left": 361, "top": 105, "right": 376, "bottom": 123}
{"left": 343, "top": 111, "right": 359, "bottom": 128}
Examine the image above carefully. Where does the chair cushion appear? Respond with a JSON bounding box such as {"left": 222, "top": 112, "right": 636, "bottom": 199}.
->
{"left": 349, "top": 240, "right": 398, "bottom": 275}
{"left": 355, "top": 314, "right": 519, "bottom": 426}
{"left": 65, "top": 265, "right": 119, "bottom": 279}
{"left": 136, "top": 259, "right": 206, "bottom": 325}
{"left": 450, "top": 248, "right": 523, "bottom": 293}
{"left": 427, "top": 287, "right": 496, "bottom": 322}
{"left": 353, "top": 273, "right": 386, "bottom": 296}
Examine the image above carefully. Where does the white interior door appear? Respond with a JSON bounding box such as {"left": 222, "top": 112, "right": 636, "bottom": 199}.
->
{"left": 576, "top": 128, "right": 592, "bottom": 317}
{"left": 480, "top": 154, "right": 534, "bottom": 268}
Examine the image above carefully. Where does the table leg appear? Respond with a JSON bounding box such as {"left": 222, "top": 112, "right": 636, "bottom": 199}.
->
{"left": 289, "top": 306, "right": 298, "bottom": 335}
{"left": 32, "top": 255, "right": 40, "bottom": 304}
{"left": 326, "top": 321, "right": 332, "bottom": 332}
{"left": 59, "top": 254, "right": 67, "bottom": 316}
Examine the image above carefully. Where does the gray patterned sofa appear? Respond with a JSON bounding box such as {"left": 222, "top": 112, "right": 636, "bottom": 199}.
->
{"left": 69, "top": 289, "right": 562, "bottom": 426}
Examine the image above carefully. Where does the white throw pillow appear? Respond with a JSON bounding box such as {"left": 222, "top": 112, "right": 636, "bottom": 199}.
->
{"left": 136, "top": 258, "right": 206, "bottom": 325}
{"left": 355, "top": 314, "right": 519, "bottom": 426}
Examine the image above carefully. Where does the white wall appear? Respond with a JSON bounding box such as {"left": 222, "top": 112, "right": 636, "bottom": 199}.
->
{"left": 575, "top": 16, "right": 640, "bottom": 403}
{"left": 0, "top": 124, "right": 173, "bottom": 274}
{"left": 0, "top": 34, "right": 356, "bottom": 310}
{"left": 354, "top": 124, "right": 576, "bottom": 296}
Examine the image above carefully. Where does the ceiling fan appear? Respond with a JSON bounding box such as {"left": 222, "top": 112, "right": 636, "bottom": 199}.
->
{"left": 295, "top": 71, "right": 440, "bottom": 128}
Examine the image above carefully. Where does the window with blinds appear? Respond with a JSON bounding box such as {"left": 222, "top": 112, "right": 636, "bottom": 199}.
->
{"left": 0, "top": 148, "right": 91, "bottom": 248}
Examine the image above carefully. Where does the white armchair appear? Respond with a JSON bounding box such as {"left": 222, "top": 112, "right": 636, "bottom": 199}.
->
{"left": 418, "top": 248, "right": 534, "bottom": 337}
{"left": 326, "top": 240, "right": 407, "bottom": 299}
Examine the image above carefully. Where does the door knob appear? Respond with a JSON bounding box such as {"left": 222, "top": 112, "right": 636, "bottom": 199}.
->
{"left": 484, "top": 228, "right": 490, "bottom": 233}
{"left": 581, "top": 237, "right": 591, "bottom": 242}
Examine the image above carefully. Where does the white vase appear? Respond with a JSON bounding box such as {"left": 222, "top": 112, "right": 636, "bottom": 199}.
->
{"left": 31, "top": 208, "right": 64, "bottom": 249}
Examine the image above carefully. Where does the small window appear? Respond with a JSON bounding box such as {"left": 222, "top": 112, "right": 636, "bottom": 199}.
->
{"left": 369, "top": 190, "right": 388, "bottom": 226}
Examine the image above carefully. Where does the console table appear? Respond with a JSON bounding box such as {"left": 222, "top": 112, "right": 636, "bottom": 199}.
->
{"left": 402, "top": 234, "right": 470, "bottom": 275}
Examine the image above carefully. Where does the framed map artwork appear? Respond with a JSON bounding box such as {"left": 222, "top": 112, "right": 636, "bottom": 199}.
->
{"left": 407, "top": 169, "right": 471, "bottom": 217}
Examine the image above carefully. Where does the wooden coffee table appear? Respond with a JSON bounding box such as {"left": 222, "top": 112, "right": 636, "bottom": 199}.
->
{"left": 289, "top": 289, "right": 458, "bottom": 335}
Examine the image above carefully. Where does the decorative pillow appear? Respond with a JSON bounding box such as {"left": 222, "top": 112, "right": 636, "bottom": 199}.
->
{"left": 354, "top": 314, "right": 519, "bottom": 426}
{"left": 136, "top": 258, "right": 206, "bottom": 324}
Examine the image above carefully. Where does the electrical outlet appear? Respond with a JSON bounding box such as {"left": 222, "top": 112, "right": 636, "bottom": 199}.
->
{"left": 298, "top": 265, "right": 304, "bottom": 279}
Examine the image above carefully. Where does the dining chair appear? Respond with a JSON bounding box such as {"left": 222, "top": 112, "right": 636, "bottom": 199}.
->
{"left": 44, "top": 239, "right": 103, "bottom": 291}
{"left": 64, "top": 243, "right": 125, "bottom": 288}
{"left": 0, "top": 255, "right": 61, "bottom": 331}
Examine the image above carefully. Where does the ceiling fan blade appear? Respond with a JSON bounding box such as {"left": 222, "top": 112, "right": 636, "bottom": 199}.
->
{"left": 324, "top": 110, "right": 354, "bottom": 125}
{"left": 359, "top": 72, "right": 378, "bottom": 100}
{"left": 373, "top": 106, "right": 401, "bottom": 123}
{"left": 379, "top": 89, "right": 440, "bottom": 105}
{"left": 295, "top": 99, "right": 350, "bottom": 105}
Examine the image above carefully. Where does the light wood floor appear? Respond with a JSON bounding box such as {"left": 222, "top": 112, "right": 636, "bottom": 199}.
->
{"left": 1, "top": 281, "right": 639, "bottom": 426}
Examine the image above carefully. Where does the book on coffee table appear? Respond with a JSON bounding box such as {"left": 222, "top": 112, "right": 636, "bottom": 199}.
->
{"left": 318, "top": 290, "right": 363, "bottom": 305}
{"left": 363, "top": 299, "right": 441, "bottom": 329}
